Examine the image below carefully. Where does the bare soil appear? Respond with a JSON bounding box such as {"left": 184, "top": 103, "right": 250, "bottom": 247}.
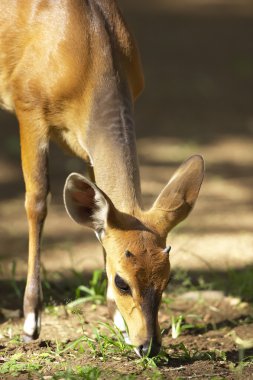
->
{"left": 1, "top": 296, "right": 253, "bottom": 379}
{"left": 0, "top": 0, "right": 253, "bottom": 378}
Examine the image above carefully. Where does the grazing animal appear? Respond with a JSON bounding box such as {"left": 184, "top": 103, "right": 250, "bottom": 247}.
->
{"left": 0, "top": 0, "right": 204, "bottom": 357}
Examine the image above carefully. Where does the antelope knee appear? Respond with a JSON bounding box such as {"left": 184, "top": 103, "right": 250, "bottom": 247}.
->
{"left": 25, "top": 191, "right": 49, "bottom": 222}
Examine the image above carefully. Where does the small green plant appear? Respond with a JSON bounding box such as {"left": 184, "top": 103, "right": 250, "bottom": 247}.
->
{"left": 170, "top": 314, "right": 202, "bottom": 339}
{"left": 41, "top": 263, "right": 52, "bottom": 291}
{"left": 171, "top": 315, "right": 183, "bottom": 339}
{"left": 53, "top": 322, "right": 133, "bottom": 361}
{"left": 213, "top": 267, "right": 253, "bottom": 302}
{"left": 136, "top": 349, "right": 169, "bottom": 369}
{"left": 229, "top": 356, "right": 253, "bottom": 376}
{"left": 87, "top": 322, "right": 133, "bottom": 360}
{"left": 51, "top": 365, "right": 101, "bottom": 380}
{"left": 0, "top": 353, "right": 42, "bottom": 376}
{"left": 45, "top": 304, "right": 60, "bottom": 316}
{"left": 168, "top": 342, "right": 226, "bottom": 362}
{"left": 169, "top": 269, "right": 213, "bottom": 294}
{"left": 161, "top": 296, "right": 174, "bottom": 305}
{"left": 98, "top": 322, "right": 132, "bottom": 354}
{"left": 67, "top": 269, "right": 107, "bottom": 308}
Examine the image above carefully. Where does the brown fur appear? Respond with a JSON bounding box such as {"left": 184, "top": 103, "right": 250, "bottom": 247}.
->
{"left": 0, "top": 0, "right": 204, "bottom": 353}
{"left": 104, "top": 228, "right": 169, "bottom": 346}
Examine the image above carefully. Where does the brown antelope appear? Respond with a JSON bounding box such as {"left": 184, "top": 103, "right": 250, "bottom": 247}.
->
{"left": 0, "top": 0, "right": 204, "bottom": 357}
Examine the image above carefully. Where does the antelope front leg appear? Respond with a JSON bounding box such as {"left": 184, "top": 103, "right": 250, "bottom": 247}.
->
{"left": 19, "top": 114, "right": 49, "bottom": 341}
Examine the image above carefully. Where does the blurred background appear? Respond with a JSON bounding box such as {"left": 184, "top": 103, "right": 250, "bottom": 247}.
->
{"left": 0, "top": 0, "right": 252, "bottom": 290}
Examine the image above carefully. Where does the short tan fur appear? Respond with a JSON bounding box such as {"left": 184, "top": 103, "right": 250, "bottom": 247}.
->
{"left": 0, "top": 0, "right": 204, "bottom": 356}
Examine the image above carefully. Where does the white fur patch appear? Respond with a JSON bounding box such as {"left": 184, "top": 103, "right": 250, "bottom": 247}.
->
{"left": 23, "top": 312, "right": 40, "bottom": 337}
{"left": 114, "top": 310, "right": 132, "bottom": 346}
{"left": 107, "top": 284, "right": 115, "bottom": 302}
{"left": 113, "top": 310, "right": 126, "bottom": 332}
{"left": 93, "top": 190, "right": 109, "bottom": 231}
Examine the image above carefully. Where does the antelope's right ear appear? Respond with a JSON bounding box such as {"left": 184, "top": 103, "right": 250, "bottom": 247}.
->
{"left": 64, "top": 173, "right": 111, "bottom": 235}
{"left": 149, "top": 155, "right": 204, "bottom": 236}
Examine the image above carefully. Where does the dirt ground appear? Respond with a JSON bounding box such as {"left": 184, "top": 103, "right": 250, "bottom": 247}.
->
{"left": 1, "top": 293, "right": 253, "bottom": 379}
{"left": 0, "top": 0, "right": 253, "bottom": 379}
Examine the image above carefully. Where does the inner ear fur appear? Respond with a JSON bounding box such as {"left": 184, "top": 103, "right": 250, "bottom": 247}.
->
{"left": 149, "top": 155, "right": 204, "bottom": 236}
{"left": 64, "top": 173, "right": 117, "bottom": 232}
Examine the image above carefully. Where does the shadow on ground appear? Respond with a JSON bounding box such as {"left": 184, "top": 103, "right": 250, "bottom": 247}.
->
{"left": 1, "top": 264, "right": 253, "bottom": 311}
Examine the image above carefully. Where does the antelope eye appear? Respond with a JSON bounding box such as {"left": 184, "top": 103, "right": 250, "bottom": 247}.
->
{"left": 115, "top": 274, "right": 131, "bottom": 294}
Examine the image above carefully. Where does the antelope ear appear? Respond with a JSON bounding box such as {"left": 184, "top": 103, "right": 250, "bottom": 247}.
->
{"left": 150, "top": 155, "right": 204, "bottom": 235}
{"left": 64, "top": 173, "right": 111, "bottom": 234}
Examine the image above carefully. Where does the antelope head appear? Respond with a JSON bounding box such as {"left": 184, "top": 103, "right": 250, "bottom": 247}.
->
{"left": 64, "top": 155, "right": 204, "bottom": 357}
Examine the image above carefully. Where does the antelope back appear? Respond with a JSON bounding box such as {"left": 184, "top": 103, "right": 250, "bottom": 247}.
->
{"left": 0, "top": 1, "right": 143, "bottom": 120}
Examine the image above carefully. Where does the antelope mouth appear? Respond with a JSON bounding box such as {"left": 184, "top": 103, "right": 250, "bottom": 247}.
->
{"left": 135, "top": 340, "right": 161, "bottom": 358}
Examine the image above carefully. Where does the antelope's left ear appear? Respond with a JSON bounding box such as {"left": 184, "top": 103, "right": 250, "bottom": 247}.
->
{"left": 150, "top": 155, "right": 204, "bottom": 235}
{"left": 64, "top": 173, "right": 114, "bottom": 236}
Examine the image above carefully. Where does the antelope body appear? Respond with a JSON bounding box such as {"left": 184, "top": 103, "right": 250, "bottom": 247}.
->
{"left": 0, "top": 0, "right": 204, "bottom": 357}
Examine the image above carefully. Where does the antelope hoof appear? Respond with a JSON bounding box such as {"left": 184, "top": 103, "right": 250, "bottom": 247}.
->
{"left": 22, "top": 334, "right": 36, "bottom": 343}
{"left": 23, "top": 312, "right": 40, "bottom": 341}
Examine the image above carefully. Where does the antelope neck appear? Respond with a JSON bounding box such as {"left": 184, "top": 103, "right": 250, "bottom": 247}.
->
{"left": 86, "top": 78, "right": 142, "bottom": 214}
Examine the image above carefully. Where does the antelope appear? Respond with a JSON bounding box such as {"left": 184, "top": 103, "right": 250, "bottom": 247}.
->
{"left": 0, "top": 0, "right": 204, "bottom": 357}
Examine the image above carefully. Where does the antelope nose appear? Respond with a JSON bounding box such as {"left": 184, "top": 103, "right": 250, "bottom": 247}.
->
{"left": 138, "top": 341, "right": 161, "bottom": 357}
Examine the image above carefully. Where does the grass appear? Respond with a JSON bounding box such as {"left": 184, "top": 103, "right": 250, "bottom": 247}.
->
{"left": 51, "top": 322, "right": 133, "bottom": 361}
{"left": 1, "top": 317, "right": 251, "bottom": 379}
{"left": 0, "top": 330, "right": 229, "bottom": 378}
{"left": 49, "top": 366, "right": 101, "bottom": 380}
{"left": 170, "top": 315, "right": 195, "bottom": 339}
{"left": 0, "top": 311, "right": 230, "bottom": 378}
{"left": 166, "top": 266, "right": 253, "bottom": 303}
{"left": 48, "top": 367, "right": 138, "bottom": 380}
{"left": 212, "top": 267, "right": 253, "bottom": 303}
{"left": 1, "top": 267, "right": 253, "bottom": 379}
{"left": 67, "top": 269, "right": 106, "bottom": 309}
{"left": 9, "top": 261, "right": 22, "bottom": 300}
{"left": 0, "top": 353, "right": 42, "bottom": 376}
{"left": 167, "top": 268, "right": 212, "bottom": 294}
{"left": 168, "top": 342, "right": 227, "bottom": 362}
